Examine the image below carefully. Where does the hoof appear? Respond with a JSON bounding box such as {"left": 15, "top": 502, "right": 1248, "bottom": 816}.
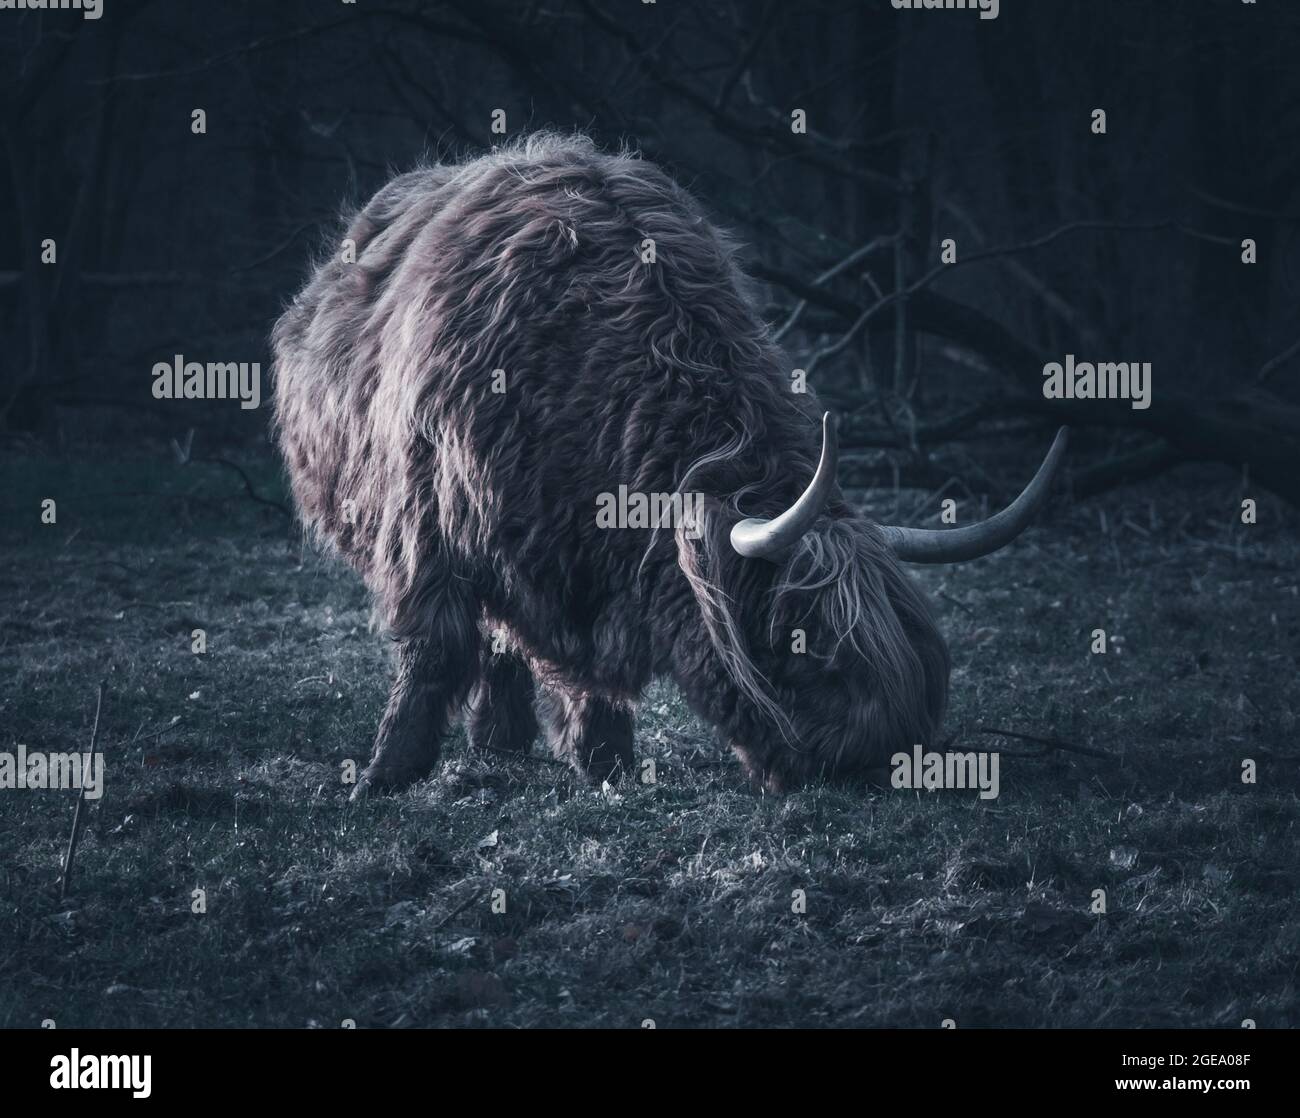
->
{"left": 349, "top": 763, "right": 423, "bottom": 801}
{"left": 581, "top": 752, "right": 635, "bottom": 787}
{"left": 347, "top": 779, "right": 373, "bottom": 803}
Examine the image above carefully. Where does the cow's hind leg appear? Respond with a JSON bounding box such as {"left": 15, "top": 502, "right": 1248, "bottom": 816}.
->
{"left": 539, "top": 687, "right": 635, "bottom": 785}
{"left": 351, "top": 606, "right": 479, "bottom": 800}
{"left": 465, "top": 647, "right": 539, "bottom": 757}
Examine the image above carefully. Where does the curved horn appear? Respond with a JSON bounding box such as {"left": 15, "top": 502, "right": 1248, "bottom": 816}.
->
{"left": 878, "top": 427, "right": 1069, "bottom": 564}
{"left": 730, "top": 412, "right": 838, "bottom": 561}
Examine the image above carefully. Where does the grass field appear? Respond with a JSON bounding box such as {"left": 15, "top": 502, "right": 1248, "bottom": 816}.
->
{"left": 3, "top": 447, "right": 1298, "bottom": 1028}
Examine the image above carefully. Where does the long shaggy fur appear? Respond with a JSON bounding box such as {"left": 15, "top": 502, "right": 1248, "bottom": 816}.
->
{"left": 272, "top": 133, "right": 949, "bottom": 792}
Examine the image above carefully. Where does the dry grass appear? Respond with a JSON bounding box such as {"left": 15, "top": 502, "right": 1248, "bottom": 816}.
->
{"left": 2, "top": 447, "right": 1297, "bottom": 1027}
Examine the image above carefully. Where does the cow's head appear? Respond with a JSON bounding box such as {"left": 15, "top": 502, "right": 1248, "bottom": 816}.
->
{"left": 675, "top": 416, "right": 1068, "bottom": 791}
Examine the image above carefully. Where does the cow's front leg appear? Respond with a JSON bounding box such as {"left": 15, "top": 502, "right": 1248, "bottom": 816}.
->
{"left": 539, "top": 687, "right": 636, "bottom": 785}
{"left": 466, "top": 646, "right": 538, "bottom": 757}
{"left": 350, "top": 636, "right": 477, "bottom": 800}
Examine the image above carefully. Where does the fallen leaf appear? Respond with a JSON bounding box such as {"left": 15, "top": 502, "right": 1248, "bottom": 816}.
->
{"left": 1109, "top": 846, "right": 1139, "bottom": 870}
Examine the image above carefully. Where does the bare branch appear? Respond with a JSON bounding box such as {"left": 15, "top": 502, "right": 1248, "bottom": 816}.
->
{"left": 773, "top": 234, "right": 897, "bottom": 342}
{"left": 714, "top": 0, "right": 780, "bottom": 115}
{"left": 574, "top": 0, "right": 901, "bottom": 196}
{"left": 1257, "top": 335, "right": 1300, "bottom": 385}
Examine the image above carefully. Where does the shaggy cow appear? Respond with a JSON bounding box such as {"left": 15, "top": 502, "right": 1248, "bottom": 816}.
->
{"left": 272, "top": 133, "right": 1065, "bottom": 795}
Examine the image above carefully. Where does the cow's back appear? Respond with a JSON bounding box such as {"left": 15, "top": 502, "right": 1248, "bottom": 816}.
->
{"left": 273, "top": 135, "right": 815, "bottom": 655}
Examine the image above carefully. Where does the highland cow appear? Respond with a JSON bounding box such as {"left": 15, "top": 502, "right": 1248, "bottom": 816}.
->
{"left": 272, "top": 134, "right": 1066, "bottom": 796}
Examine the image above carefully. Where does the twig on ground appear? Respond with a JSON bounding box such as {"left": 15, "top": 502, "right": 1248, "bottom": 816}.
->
{"left": 135, "top": 717, "right": 182, "bottom": 744}
{"left": 433, "top": 889, "right": 485, "bottom": 931}
{"left": 976, "top": 725, "right": 1121, "bottom": 763}
{"left": 60, "top": 681, "right": 106, "bottom": 900}
{"left": 194, "top": 456, "right": 291, "bottom": 518}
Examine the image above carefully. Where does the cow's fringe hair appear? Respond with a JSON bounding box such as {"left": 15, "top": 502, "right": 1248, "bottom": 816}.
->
{"left": 773, "top": 520, "right": 934, "bottom": 721}
{"left": 664, "top": 420, "right": 805, "bottom": 744}
{"left": 674, "top": 506, "right": 799, "bottom": 744}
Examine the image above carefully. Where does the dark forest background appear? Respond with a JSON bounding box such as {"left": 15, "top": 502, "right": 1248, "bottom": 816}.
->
{"left": 2, "top": 0, "right": 1299, "bottom": 501}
